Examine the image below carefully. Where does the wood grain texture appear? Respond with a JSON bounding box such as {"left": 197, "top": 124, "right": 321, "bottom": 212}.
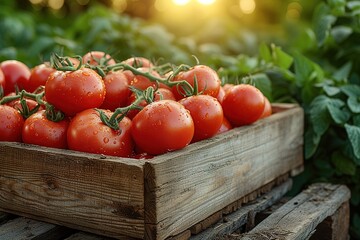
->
{"left": 240, "top": 183, "right": 351, "bottom": 240}
{"left": 0, "top": 143, "right": 145, "bottom": 239}
{"left": 190, "top": 179, "right": 293, "bottom": 240}
{"left": 0, "top": 216, "right": 72, "bottom": 240}
{"left": 144, "top": 104, "right": 304, "bottom": 239}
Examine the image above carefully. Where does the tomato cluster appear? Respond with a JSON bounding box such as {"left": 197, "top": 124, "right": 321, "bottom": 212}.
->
{"left": 0, "top": 52, "right": 272, "bottom": 159}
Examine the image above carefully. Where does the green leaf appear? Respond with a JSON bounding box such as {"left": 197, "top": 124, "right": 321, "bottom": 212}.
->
{"left": 293, "top": 52, "right": 315, "bottom": 84}
{"left": 348, "top": 97, "right": 360, "bottom": 113}
{"left": 345, "top": 124, "right": 360, "bottom": 159}
{"left": 247, "top": 73, "right": 272, "bottom": 100}
{"left": 271, "top": 45, "right": 293, "bottom": 69}
{"left": 331, "top": 26, "right": 353, "bottom": 43}
{"left": 259, "top": 42, "right": 272, "bottom": 63}
{"left": 341, "top": 84, "right": 360, "bottom": 98}
{"left": 309, "top": 95, "right": 332, "bottom": 135}
{"left": 323, "top": 85, "right": 341, "bottom": 96}
{"left": 331, "top": 151, "right": 356, "bottom": 175}
{"left": 333, "top": 62, "right": 352, "bottom": 81}
{"left": 304, "top": 128, "right": 320, "bottom": 159}
{"left": 327, "top": 99, "right": 350, "bottom": 124}
{"left": 313, "top": 3, "right": 337, "bottom": 46}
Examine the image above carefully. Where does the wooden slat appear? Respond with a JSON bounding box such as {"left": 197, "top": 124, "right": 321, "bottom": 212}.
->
{"left": 144, "top": 105, "right": 304, "bottom": 239}
{"left": 64, "top": 232, "right": 114, "bottom": 240}
{"left": 240, "top": 183, "right": 351, "bottom": 240}
{"left": 0, "top": 143, "right": 145, "bottom": 239}
{"left": 190, "top": 179, "right": 293, "bottom": 240}
{"left": 0, "top": 217, "right": 73, "bottom": 240}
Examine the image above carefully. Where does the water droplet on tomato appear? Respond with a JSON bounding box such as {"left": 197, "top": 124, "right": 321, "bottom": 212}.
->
{"left": 103, "top": 137, "right": 109, "bottom": 143}
{"left": 93, "top": 131, "right": 98, "bottom": 135}
{"left": 82, "top": 71, "right": 90, "bottom": 77}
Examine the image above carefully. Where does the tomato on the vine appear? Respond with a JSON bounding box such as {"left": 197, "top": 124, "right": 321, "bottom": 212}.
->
{"left": 222, "top": 84, "right": 265, "bottom": 126}
{"left": 130, "top": 67, "right": 169, "bottom": 90}
{"left": 126, "top": 88, "right": 176, "bottom": 119}
{"left": 22, "top": 110, "right": 69, "bottom": 149}
{"left": 45, "top": 68, "right": 106, "bottom": 116}
{"left": 0, "top": 105, "right": 24, "bottom": 142}
{"left": 82, "top": 51, "right": 116, "bottom": 66}
{"left": 28, "top": 63, "right": 55, "bottom": 93}
{"left": 131, "top": 100, "right": 194, "bottom": 155}
{"left": 0, "top": 60, "right": 31, "bottom": 94}
{"left": 67, "top": 109, "right": 134, "bottom": 157}
{"left": 172, "top": 65, "right": 221, "bottom": 100}
{"left": 179, "top": 95, "right": 223, "bottom": 142}
{"left": 100, "top": 70, "right": 131, "bottom": 111}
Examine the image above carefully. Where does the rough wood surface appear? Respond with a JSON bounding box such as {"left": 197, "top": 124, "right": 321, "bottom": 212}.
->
{"left": 0, "top": 216, "right": 72, "bottom": 240}
{"left": 309, "top": 201, "right": 350, "bottom": 240}
{"left": 0, "top": 143, "right": 145, "bottom": 239}
{"left": 190, "top": 179, "right": 293, "bottom": 240}
{"left": 64, "top": 232, "right": 114, "bottom": 240}
{"left": 240, "top": 183, "right": 351, "bottom": 240}
{"left": 145, "top": 105, "right": 304, "bottom": 239}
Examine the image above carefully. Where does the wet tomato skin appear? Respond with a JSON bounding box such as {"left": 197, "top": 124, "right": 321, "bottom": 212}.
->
{"left": 22, "top": 110, "right": 69, "bottom": 149}
{"left": 179, "top": 95, "right": 223, "bottom": 142}
{"left": 0, "top": 105, "right": 24, "bottom": 142}
{"left": 67, "top": 109, "right": 134, "bottom": 157}
{"left": 131, "top": 100, "right": 194, "bottom": 155}
{"left": 45, "top": 68, "right": 106, "bottom": 116}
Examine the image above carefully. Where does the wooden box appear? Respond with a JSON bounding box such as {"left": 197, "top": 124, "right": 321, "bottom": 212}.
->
{"left": 0, "top": 103, "right": 304, "bottom": 240}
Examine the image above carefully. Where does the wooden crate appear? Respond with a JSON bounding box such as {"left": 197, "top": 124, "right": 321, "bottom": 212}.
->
{"left": 0, "top": 103, "right": 304, "bottom": 240}
{"left": 0, "top": 182, "right": 350, "bottom": 240}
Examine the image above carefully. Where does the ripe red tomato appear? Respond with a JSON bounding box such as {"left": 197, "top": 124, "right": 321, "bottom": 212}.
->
{"left": 179, "top": 95, "right": 223, "bottom": 142}
{"left": 0, "top": 60, "right": 31, "bottom": 94}
{"left": 0, "top": 105, "right": 24, "bottom": 142}
{"left": 0, "top": 69, "right": 5, "bottom": 93}
{"left": 131, "top": 100, "right": 194, "bottom": 155}
{"left": 7, "top": 98, "right": 43, "bottom": 114}
{"left": 122, "top": 57, "right": 153, "bottom": 68}
{"left": 172, "top": 65, "right": 221, "bottom": 100}
{"left": 130, "top": 67, "right": 169, "bottom": 90}
{"left": 216, "top": 86, "right": 225, "bottom": 104}
{"left": 126, "top": 88, "right": 176, "bottom": 119}
{"left": 100, "top": 70, "right": 131, "bottom": 111}
{"left": 45, "top": 68, "right": 106, "bottom": 116}
{"left": 82, "top": 51, "right": 116, "bottom": 66}
{"left": 217, "top": 116, "right": 232, "bottom": 134}
{"left": 67, "top": 109, "right": 134, "bottom": 157}
{"left": 22, "top": 110, "right": 69, "bottom": 149}
{"left": 260, "top": 97, "right": 272, "bottom": 119}
{"left": 222, "top": 84, "right": 265, "bottom": 126}
{"left": 28, "top": 63, "right": 55, "bottom": 93}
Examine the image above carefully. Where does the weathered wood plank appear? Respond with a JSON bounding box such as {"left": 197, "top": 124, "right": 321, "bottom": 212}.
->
{"left": 190, "top": 179, "right": 293, "bottom": 240}
{"left": 0, "top": 217, "right": 73, "bottom": 240}
{"left": 64, "top": 232, "right": 114, "bottom": 240}
{"left": 309, "top": 201, "right": 350, "bottom": 240}
{"left": 0, "top": 143, "right": 145, "bottom": 239}
{"left": 240, "top": 183, "right": 351, "bottom": 240}
{"left": 145, "top": 105, "right": 304, "bottom": 239}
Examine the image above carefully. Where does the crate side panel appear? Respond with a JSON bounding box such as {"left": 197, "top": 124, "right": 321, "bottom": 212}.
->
{"left": 0, "top": 143, "right": 145, "bottom": 239}
{"left": 145, "top": 105, "right": 304, "bottom": 239}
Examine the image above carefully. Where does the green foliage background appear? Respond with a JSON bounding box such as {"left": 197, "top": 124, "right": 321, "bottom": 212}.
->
{"left": 1, "top": 0, "right": 359, "bottom": 238}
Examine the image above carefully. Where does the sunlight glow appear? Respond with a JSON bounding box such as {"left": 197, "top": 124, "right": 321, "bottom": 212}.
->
{"left": 239, "top": 0, "right": 256, "bottom": 14}
{"left": 48, "top": 0, "right": 64, "bottom": 10}
{"left": 197, "top": 0, "right": 216, "bottom": 5}
{"left": 172, "top": 0, "right": 191, "bottom": 6}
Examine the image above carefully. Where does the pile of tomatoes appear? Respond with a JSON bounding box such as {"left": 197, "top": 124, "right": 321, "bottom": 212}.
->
{"left": 0, "top": 51, "right": 272, "bottom": 159}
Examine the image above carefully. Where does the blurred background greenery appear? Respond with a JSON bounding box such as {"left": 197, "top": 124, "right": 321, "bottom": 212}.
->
{"left": 1, "top": 0, "right": 360, "bottom": 239}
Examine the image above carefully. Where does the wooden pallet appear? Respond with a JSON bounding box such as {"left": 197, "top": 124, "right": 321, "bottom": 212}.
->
{"left": 0, "top": 181, "right": 350, "bottom": 240}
